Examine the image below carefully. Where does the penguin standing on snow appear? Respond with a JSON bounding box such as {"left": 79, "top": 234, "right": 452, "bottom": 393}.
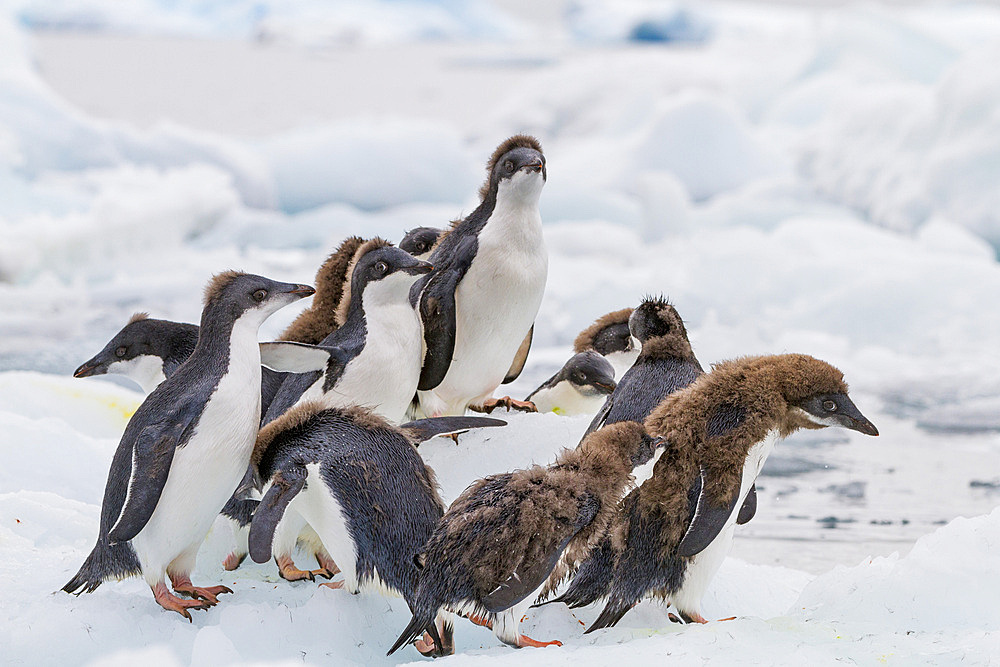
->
{"left": 525, "top": 351, "right": 616, "bottom": 416}
{"left": 73, "top": 314, "right": 199, "bottom": 394}
{"left": 400, "top": 227, "right": 443, "bottom": 260}
{"left": 413, "top": 135, "right": 548, "bottom": 417}
{"left": 578, "top": 354, "right": 879, "bottom": 632}
{"left": 63, "top": 272, "right": 314, "bottom": 619}
{"left": 248, "top": 402, "right": 505, "bottom": 657}
{"left": 573, "top": 308, "right": 638, "bottom": 380}
{"left": 387, "top": 421, "right": 666, "bottom": 657}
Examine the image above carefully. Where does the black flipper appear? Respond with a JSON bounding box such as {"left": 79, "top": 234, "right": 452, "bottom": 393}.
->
{"left": 416, "top": 235, "right": 477, "bottom": 391}
{"left": 401, "top": 416, "right": 507, "bottom": 443}
{"left": 107, "top": 427, "right": 180, "bottom": 544}
{"left": 248, "top": 467, "right": 307, "bottom": 564}
{"left": 482, "top": 494, "right": 600, "bottom": 613}
{"left": 221, "top": 496, "right": 260, "bottom": 528}
{"left": 502, "top": 325, "right": 533, "bottom": 384}
{"left": 676, "top": 468, "right": 742, "bottom": 557}
{"left": 737, "top": 484, "right": 757, "bottom": 525}
{"left": 387, "top": 612, "right": 439, "bottom": 656}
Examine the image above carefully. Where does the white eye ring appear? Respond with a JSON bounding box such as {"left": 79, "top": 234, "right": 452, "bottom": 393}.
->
{"left": 823, "top": 399, "right": 837, "bottom": 412}
{"left": 375, "top": 261, "right": 388, "bottom": 274}
{"left": 252, "top": 289, "right": 267, "bottom": 302}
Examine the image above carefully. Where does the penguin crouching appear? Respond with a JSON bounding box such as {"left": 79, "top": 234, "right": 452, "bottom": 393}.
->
{"left": 63, "top": 272, "right": 314, "bottom": 619}
{"left": 526, "top": 351, "right": 616, "bottom": 416}
{"left": 387, "top": 421, "right": 665, "bottom": 656}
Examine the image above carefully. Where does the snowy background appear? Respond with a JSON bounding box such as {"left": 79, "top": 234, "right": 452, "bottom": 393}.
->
{"left": 2, "top": 0, "right": 999, "bottom": 664}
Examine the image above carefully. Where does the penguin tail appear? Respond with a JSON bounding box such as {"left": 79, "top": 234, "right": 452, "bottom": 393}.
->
{"left": 584, "top": 599, "right": 633, "bottom": 634}
{"left": 62, "top": 538, "right": 140, "bottom": 595}
{"left": 387, "top": 612, "right": 439, "bottom": 656}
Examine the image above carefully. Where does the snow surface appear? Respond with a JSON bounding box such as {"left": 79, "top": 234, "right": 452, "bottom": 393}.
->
{"left": 2, "top": 0, "right": 1000, "bottom": 664}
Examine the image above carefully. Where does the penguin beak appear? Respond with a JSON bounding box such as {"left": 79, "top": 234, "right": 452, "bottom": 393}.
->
{"left": 405, "top": 261, "right": 434, "bottom": 276}
{"left": 521, "top": 161, "right": 544, "bottom": 173}
{"left": 593, "top": 380, "right": 616, "bottom": 394}
{"left": 846, "top": 414, "right": 879, "bottom": 437}
{"left": 286, "top": 284, "right": 316, "bottom": 297}
{"left": 73, "top": 360, "right": 102, "bottom": 378}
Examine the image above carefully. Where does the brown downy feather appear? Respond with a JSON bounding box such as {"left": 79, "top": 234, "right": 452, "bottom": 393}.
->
{"left": 331, "top": 237, "right": 394, "bottom": 328}
{"left": 477, "top": 134, "right": 543, "bottom": 201}
{"left": 278, "top": 236, "right": 367, "bottom": 344}
{"left": 573, "top": 308, "right": 633, "bottom": 354}
{"left": 128, "top": 312, "right": 150, "bottom": 324}
{"left": 635, "top": 299, "right": 697, "bottom": 362}
{"left": 203, "top": 270, "right": 246, "bottom": 307}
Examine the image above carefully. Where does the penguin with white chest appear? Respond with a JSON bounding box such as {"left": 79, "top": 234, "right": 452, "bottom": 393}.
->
{"left": 525, "top": 351, "right": 616, "bottom": 416}
{"left": 573, "top": 308, "right": 638, "bottom": 380}
{"left": 579, "top": 354, "right": 879, "bottom": 632}
{"left": 413, "top": 135, "right": 548, "bottom": 417}
{"left": 62, "top": 271, "right": 315, "bottom": 619}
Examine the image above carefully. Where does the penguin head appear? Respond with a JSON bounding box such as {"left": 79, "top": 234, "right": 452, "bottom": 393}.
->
{"left": 74, "top": 313, "right": 157, "bottom": 379}
{"left": 793, "top": 392, "right": 879, "bottom": 436}
{"left": 591, "top": 322, "right": 636, "bottom": 356}
{"left": 399, "top": 227, "right": 441, "bottom": 258}
{"left": 629, "top": 296, "right": 687, "bottom": 344}
{"left": 351, "top": 242, "right": 433, "bottom": 308}
{"left": 769, "top": 354, "right": 879, "bottom": 437}
{"left": 203, "top": 271, "right": 316, "bottom": 327}
{"left": 481, "top": 135, "right": 546, "bottom": 204}
{"left": 558, "top": 351, "right": 617, "bottom": 396}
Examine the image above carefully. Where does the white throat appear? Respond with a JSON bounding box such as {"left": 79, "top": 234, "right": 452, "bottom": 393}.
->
{"left": 108, "top": 355, "right": 167, "bottom": 394}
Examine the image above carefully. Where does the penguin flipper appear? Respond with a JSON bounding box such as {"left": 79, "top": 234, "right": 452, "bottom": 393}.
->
{"left": 248, "top": 467, "right": 307, "bottom": 564}
{"left": 736, "top": 484, "right": 757, "bottom": 525}
{"left": 259, "top": 341, "right": 333, "bottom": 373}
{"left": 416, "top": 236, "right": 477, "bottom": 391}
{"left": 676, "top": 467, "right": 742, "bottom": 557}
{"left": 107, "top": 425, "right": 181, "bottom": 544}
{"left": 401, "top": 416, "right": 507, "bottom": 442}
{"left": 502, "top": 325, "right": 533, "bottom": 384}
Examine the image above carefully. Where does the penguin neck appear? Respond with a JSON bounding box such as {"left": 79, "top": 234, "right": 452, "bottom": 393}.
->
{"left": 193, "top": 303, "right": 263, "bottom": 377}
{"left": 162, "top": 324, "right": 200, "bottom": 375}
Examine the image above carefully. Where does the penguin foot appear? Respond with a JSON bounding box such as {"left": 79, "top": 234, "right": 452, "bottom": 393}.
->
{"left": 152, "top": 582, "right": 212, "bottom": 621}
{"left": 465, "top": 613, "right": 493, "bottom": 629}
{"left": 677, "top": 610, "right": 709, "bottom": 624}
{"left": 172, "top": 581, "right": 233, "bottom": 606}
{"left": 473, "top": 397, "right": 537, "bottom": 414}
{"left": 314, "top": 552, "right": 341, "bottom": 579}
{"left": 515, "top": 634, "right": 562, "bottom": 649}
{"left": 319, "top": 580, "right": 345, "bottom": 590}
{"left": 222, "top": 551, "right": 247, "bottom": 571}
{"left": 275, "top": 554, "right": 327, "bottom": 582}
{"left": 415, "top": 622, "right": 455, "bottom": 657}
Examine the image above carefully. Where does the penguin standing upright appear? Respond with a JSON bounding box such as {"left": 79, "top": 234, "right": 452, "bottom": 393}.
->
{"left": 573, "top": 308, "right": 638, "bottom": 380}
{"left": 63, "top": 272, "right": 314, "bottom": 619}
{"left": 525, "top": 351, "right": 616, "bottom": 416}
{"left": 413, "top": 135, "right": 548, "bottom": 417}
{"left": 400, "top": 227, "right": 443, "bottom": 260}
{"left": 73, "top": 314, "right": 199, "bottom": 394}
{"left": 579, "top": 354, "right": 879, "bottom": 632}
{"left": 387, "top": 421, "right": 665, "bottom": 657}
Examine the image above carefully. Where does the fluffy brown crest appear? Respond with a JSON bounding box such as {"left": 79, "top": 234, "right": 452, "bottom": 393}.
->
{"left": 202, "top": 270, "right": 246, "bottom": 307}
{"left": 128, "top": 312, "right": 150, "bottom": 324}
{"left": 333, "top": 237, "right": 394, "bottom": 326}
{"left": 478, "top": 134, "right": 543, "bottom": 201}
{"left": 634, "top": 298, "right": 696, "bottom": 362}
{"left": 573, "top": 308, "right": 634, "bottom": 354}
{"left": 279, "top": 236, "right": 367, "bottom": 344}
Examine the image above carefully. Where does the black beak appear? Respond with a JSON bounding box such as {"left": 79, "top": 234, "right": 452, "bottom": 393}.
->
{"left": 593, "top": 380, "right": 616, "bottom": 394}
{"left": 287, "top": 284, "right": 316, "bottom": 297}
{"left": 73, "top": 360, "right": 102, "bottom": 378}
{"left": 521, "top": 161, "right": 544, "bottom": 173}
{"left": 405, "top": 261, "right": 434, "bottom": 276}
{"left": 848, "top": 415, "right": 879, "bottom": 437}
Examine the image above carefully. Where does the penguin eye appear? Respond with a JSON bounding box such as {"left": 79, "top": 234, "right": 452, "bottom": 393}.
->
{"left": 573, "top": 372, "right": 586, "bottom": 383}
{"left": 252, "top": 289, "right": 267, "bottom": 302}
{"left": 375, "top": 261, "right": 389, "bottom": 274}
{"left": 504, "top": 160, "right": 514, "bottom": 173}
{"left": 416, "top": 242, "right": 426, "bottom": 252}
{"left": 823, "top": 399, "right": 837, "bottom": 412}
{"left": 115, "top": 346, "right": 127, "bottom": 358}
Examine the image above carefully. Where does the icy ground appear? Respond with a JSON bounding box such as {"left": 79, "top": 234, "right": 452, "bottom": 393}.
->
{"left": 2, "top": 0, "right": 1000, "bottom": 664}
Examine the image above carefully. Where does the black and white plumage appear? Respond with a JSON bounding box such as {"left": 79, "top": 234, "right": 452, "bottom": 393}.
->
{"left": 573, "top": 308, "right": 639, "bottom": 380}
{"left": 412, "top": 135, "right": 548, "bottom": 417}
{"left": 526, "top": 351, "right": 616, "bottom": 416}
{"left": 62, "top": 272, "right": 314, "bottom": 619}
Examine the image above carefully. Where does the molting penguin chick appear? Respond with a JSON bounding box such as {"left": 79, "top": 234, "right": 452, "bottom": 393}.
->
{"left": 62, "top": 272, "right": 314, "bottom": 619}
{"left": 413, "top": 135, "right": 548, "bottom": 417}
{"left": 573, "top": 308, "right": 638, "bottom": 380}
{"left": 581, "top": 353, "right": 878, "bottom": 633}
{"left": 526, "top": 351, "right": 616, "bottom": 416}
{"left": 400, "top": 227, "right": 443, "bottom": 260}
{"left": 248, "top": 403, "right": 505, "bottom": 657}
{"left": 387, "top": 421, "right": 665, "bottom": 657}
{"left": 74, "top": 314, "right": 199, "bottom": 394}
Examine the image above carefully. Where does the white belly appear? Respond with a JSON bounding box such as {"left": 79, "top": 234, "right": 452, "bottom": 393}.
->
{"left": 671, "top": 429, "right": 779, "bottom": 616}
{"left": 531, "top": 381, "right": 606, "bottom": 417}
{"left": 293, "top": 463, "right": 360, "bottom": 590}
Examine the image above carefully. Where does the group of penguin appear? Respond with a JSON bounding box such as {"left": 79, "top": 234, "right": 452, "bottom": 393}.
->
{"left": 63, "top": 135, "right": 880, "bottom": 658}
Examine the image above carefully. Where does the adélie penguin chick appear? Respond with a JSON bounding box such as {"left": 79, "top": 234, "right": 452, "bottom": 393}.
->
{"left": 573, "top": 308, "right": 638, "bottom": 380}
{"left": 62, "top": 272, "right": 315, "bottom": 619}
{"left": 580, "top": 354, "right": 879, "bottom": 632}
{"left": 413, "top": 135, "right": 548, "bottom": 417}
{"left": 387, "top": 421, "right": 666, "bottom": 656}
{"left": 526, "top": 351, "right": 616, "bottom": 416}
{"left": 73, "top": 313, "right": 199, "bottom": 394}
{"left": 400, "top": 226, "right": 443, "bottom": 260}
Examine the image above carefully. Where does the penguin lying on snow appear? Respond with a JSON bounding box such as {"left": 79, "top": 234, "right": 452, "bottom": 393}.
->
{"left": 387, "top": 421, "right": 666, "bottom": 656}
{"left": 73, "top": 313, "right": 199, "bottom": 394}
{"left": 400, "top": 226, "right": 442, "bottom": 260}
{"left": 248, "top": 402, "right": 506, "bottom": 657}
{"left": 413, "top": 135, "right": 548, "bottom": 417}
{"left": 525, "top": 351, "right": 616, "bottom": 416}
{"left": 63, "top": 272, "right": 314, "bottom": 619}
{"left": 573, "top": 354, "right": 879, "bottom": 632}
{"left": 573, "top": 308, "right": 638, "bottom": 380}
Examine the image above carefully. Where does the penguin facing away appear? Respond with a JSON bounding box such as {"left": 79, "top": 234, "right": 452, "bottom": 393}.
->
{"left": 412, "top": 135, "right": 548, "bottom": 417}
{"left": 579, "top": 354, "right": 879, "bottom": 633}
{"left": 387, "top": 421, "right": 666, "bottom": 657}
{"left": 248, "top": 402, "right": 506, "bottom": 657}
{"left": 62, "top": 272, "right": 315, "bottom": 619}
{"left": 73, "top": 313, "right": 199, "bottom": 394}
{"left": 573, "top": 308, "right": 638, "bottom": 380}
{"left": 400, "top": 226, "right": 443, "bottom": 260}
{"left": 526, "top": 351, "right": 616, "bottom": 416}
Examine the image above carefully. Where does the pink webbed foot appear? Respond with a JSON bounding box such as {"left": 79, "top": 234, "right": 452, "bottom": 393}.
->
{"left": 152, "top": 582, "right": 211, "bottom": 621}
{"left": 222, "top": 551, "right": 247, "bottom": 571}
{"left": 170, "top": 575, "right": 233, "bottom": 606}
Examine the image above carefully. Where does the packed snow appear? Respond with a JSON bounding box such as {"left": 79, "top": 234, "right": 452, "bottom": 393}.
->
{"left": 2, "top": 0, "right": 999, "bottom": 664}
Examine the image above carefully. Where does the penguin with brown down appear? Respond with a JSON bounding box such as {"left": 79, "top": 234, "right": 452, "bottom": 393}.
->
{"left": 573, "top": 307, "right": 638, "bottom": 380}
{"left": 387, "top": 420, "right": 666, "bottom": 657}
{"left": 568, "top": 354, "right": 879, "bottom": 633}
